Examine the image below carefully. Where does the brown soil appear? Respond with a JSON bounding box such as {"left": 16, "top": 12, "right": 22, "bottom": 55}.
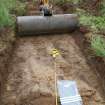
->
{"left": 0, "top": 1, "right": 105, "bottom": 105}
{"left": 0, "top": 29, "right": 15, "bottom": 93}
{"left": 0, "top": 33, "right": 105, "bottom": 105}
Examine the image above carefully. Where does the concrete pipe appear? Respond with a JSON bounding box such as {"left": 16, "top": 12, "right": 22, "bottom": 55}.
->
{"left": 16, "top": 14, "right": 78, "bottom": 36}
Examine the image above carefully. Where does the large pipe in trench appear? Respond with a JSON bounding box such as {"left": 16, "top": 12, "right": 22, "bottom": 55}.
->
{"left": 16, "top": 14, "right": 78, "bottom": 36}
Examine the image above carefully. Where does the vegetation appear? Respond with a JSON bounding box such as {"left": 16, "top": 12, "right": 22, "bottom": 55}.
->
{"left": 0, "top": 1, "right": 11, "bottom": 27}
{"left": 0, "top": 0, "right": 26, "bottom": 28}
{"left": 91, "top": 35, "right": 105, "bottom": 57}
{"left": 76, "top": 0, "right": 105, "bottom": 58}
{"left": 100, "top": 0, "right": 105, "bottom": 16}
{"left": 54, "top": 0, "right": 81, "bottom": 6}
{"left": 79, "top": 12, "right": 105, "bottom": 33}
{"left": 11, "top": 1, "right": 27, "bottom": 16}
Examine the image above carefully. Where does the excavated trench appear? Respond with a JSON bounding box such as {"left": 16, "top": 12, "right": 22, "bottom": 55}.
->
{"left": 0, "top": 1, "right": 105, "bottom": 105}
{"left": 0, "top": 33, "right": 105, "bottom": 105}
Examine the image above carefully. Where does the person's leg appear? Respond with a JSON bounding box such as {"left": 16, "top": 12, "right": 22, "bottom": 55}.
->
{"left": 43, "top": 8, "right": 52, "bottom": 16}
{"left": 39, "top": 0, "right": 43, "bottom": 5}
{"left": 39, "top": 0, "right": 44, "bottom": 11}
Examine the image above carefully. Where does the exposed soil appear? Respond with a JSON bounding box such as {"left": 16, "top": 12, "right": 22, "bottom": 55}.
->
{"left": 0, "top": 33, "right": 105, "bottom": 105}
{"left": 0, "top": 29, "right": 15, "bottom": 94}
{"left": 0, "top": 1, "right": 105, "bottom": 105}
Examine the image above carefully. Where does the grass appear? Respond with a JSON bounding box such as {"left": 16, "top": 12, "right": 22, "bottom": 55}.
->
{"left": 0, "top": 0, "right": 26, "bottom": 28}
{"left": 0, "top": 0, "right": 13, "bottom": 27}
{"left": 77, "top": 8, "right": 105, "bottom": 33}
{"left": 76, "top": 1, "right": 105, "bottom": 58}
{"left": 11, "top": 1, "right": 27, "bottom": 16}
{"left": 100, "top": 0, "right": 105, "bottom": 16}
{"left": 91, "top": 35, "right": 105, "bottom": 57}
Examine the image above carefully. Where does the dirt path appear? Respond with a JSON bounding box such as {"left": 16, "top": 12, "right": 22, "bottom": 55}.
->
{"left": 1, "top": 1, "right": 105, "bottom": 105}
